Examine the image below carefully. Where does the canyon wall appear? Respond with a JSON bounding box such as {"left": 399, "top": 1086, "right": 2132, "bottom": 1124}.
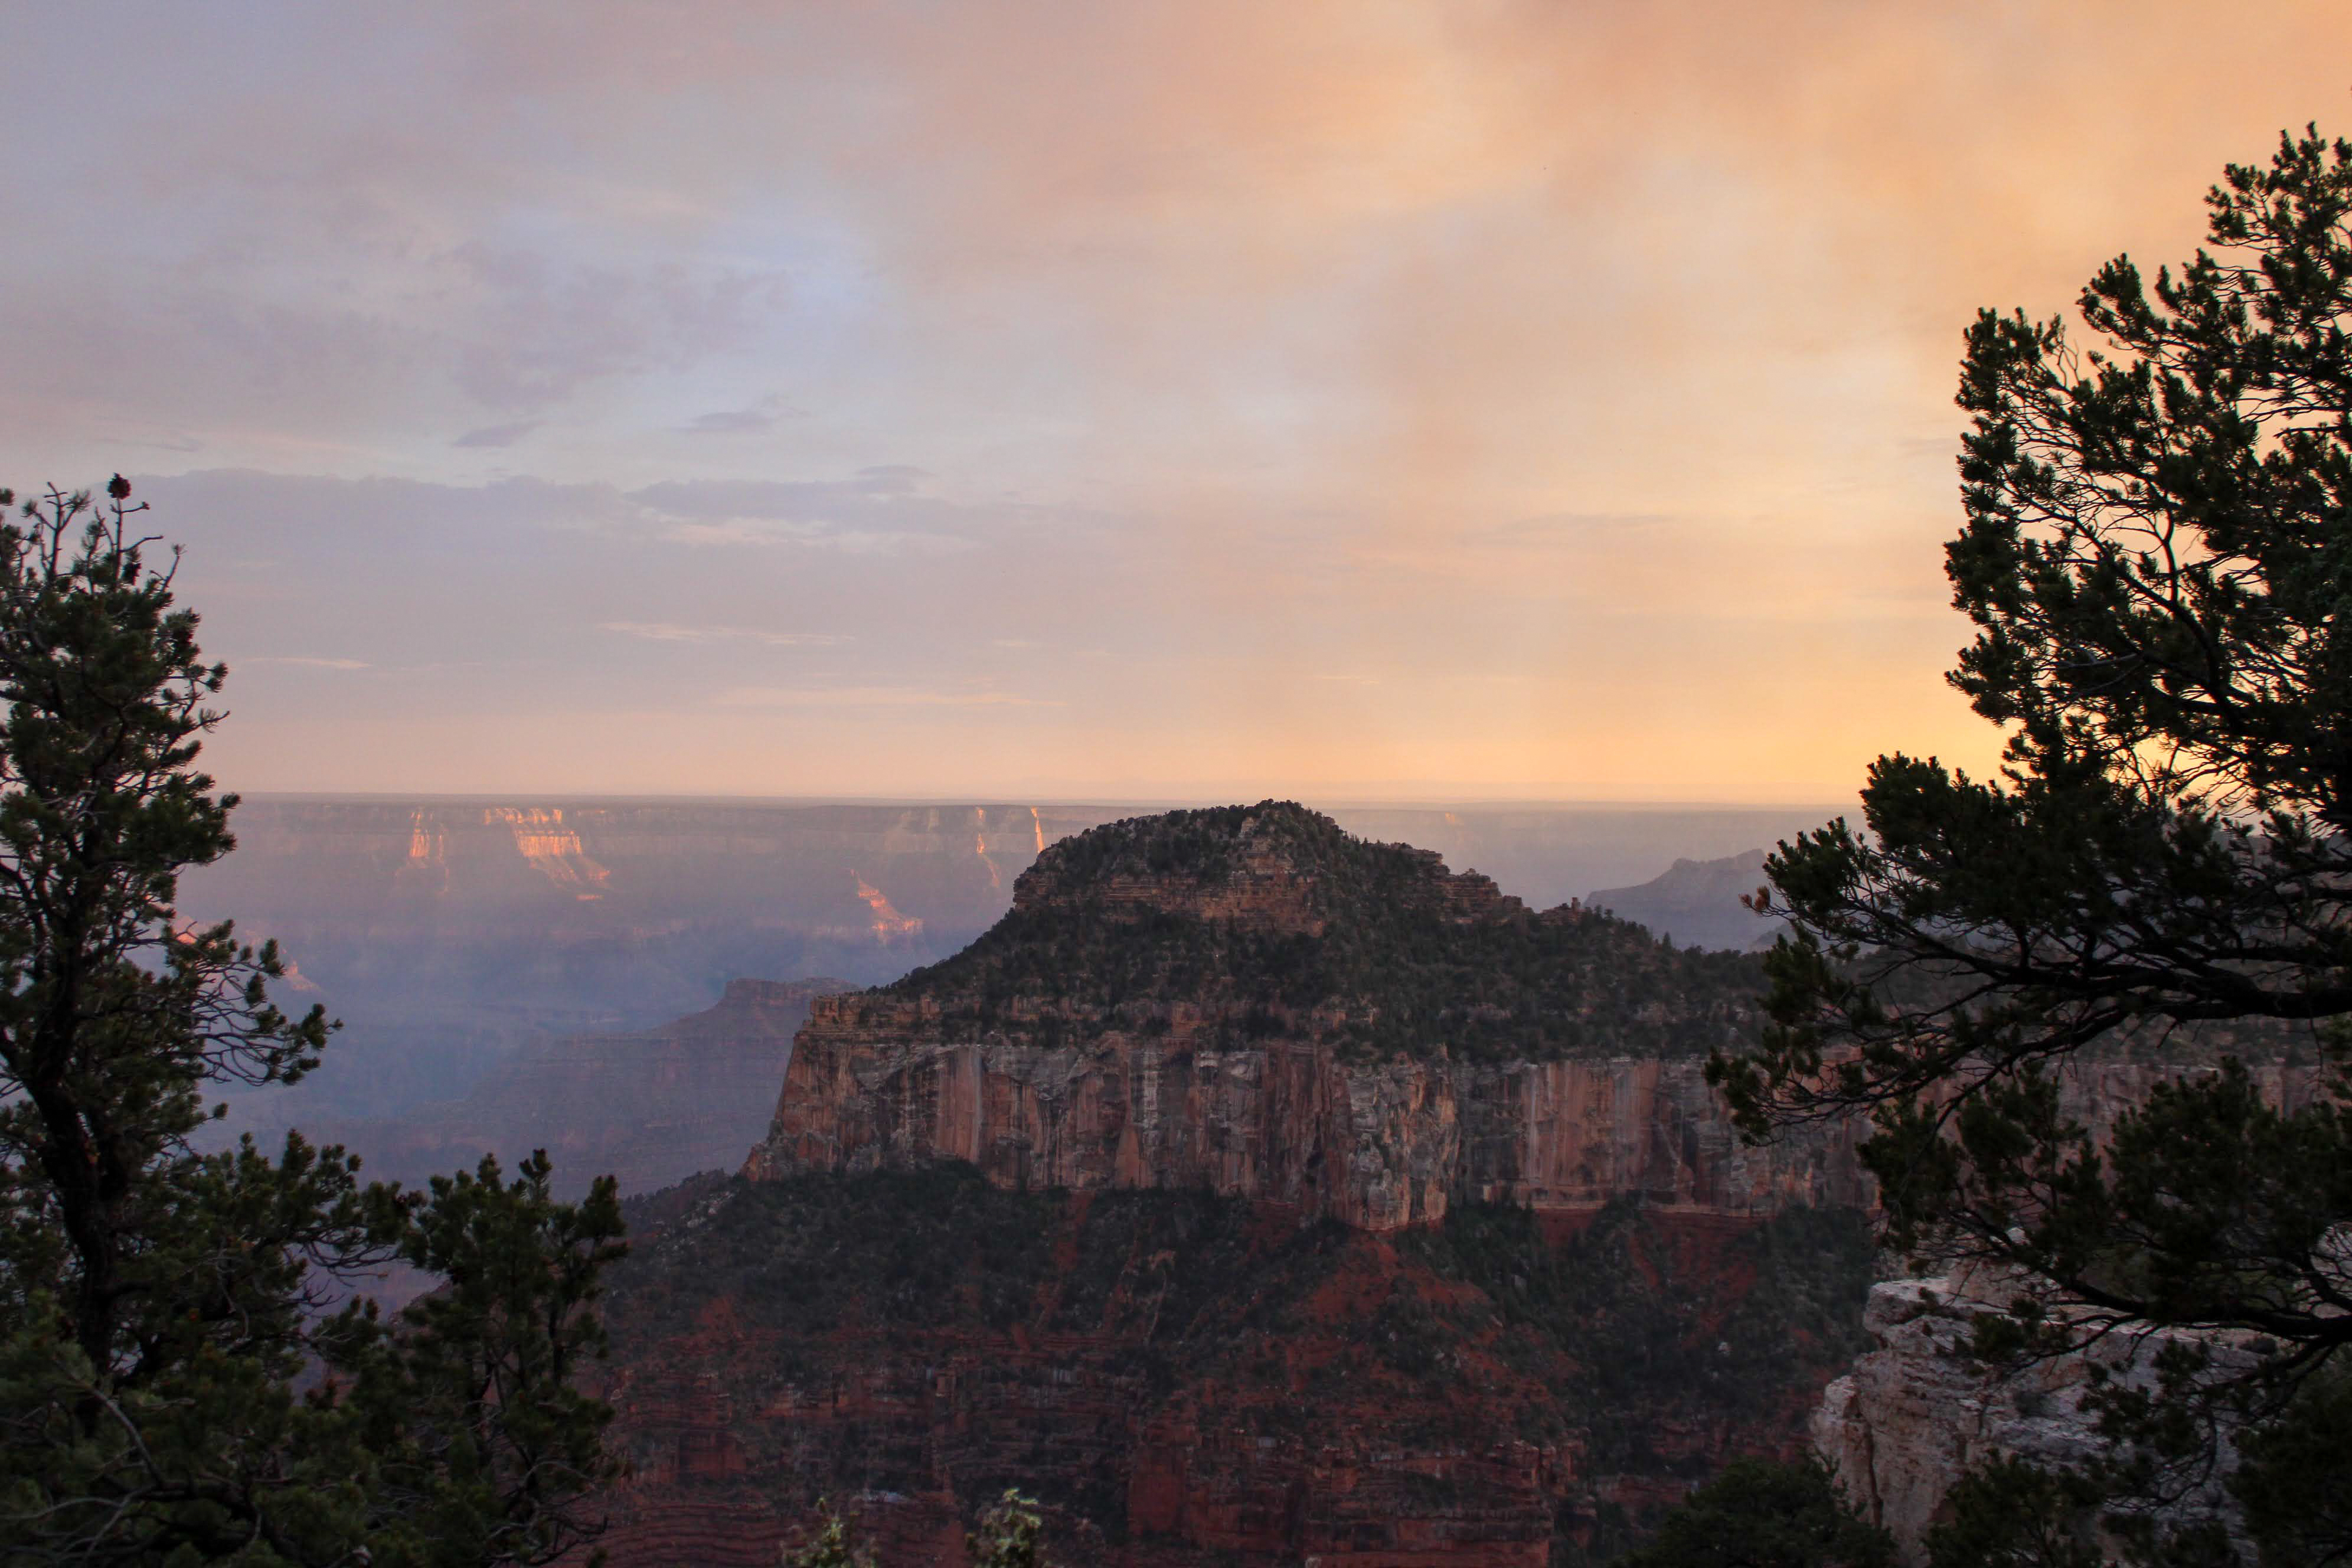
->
{"left": 579, "top": 806, "right": 1883, "bottom": 1565}
{"left": 742, "top": 1002, "right": 1874, "bottom": 1229}
{"left": 609, "top": 805, "right": 2327, "bottom": 1565}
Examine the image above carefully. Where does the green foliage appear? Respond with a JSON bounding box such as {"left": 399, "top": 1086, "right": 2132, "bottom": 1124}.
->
{"left": 775, "top": 1490, "right": 1049, "bottom": 1568}
{"left": 327, "top": 1153, "right": 629, "bottom": 1568}
{"left": 612, "top": 1164, "right": 1067, "bottom": 1344}
{"left": 1613, "top": 1457, "right": 1894, "bottom": 1568}
{"left": 876, "top": 801, "right": 1766, "bottom": 1063}
{"left": 780, "top": 1501, "right": 876, "bottom": 1568}
{"left": 1925, "top": 1458, "right": 2105, "bottom": 1568}
{"left": 968, "top": 1489, "right": 1048, "bottom": 1568}
{"left": 605, "top": 1172, "right": 1876, "bottom": 1556}
{"left": 2226, "top": 1362, "right": 2352, "bottom": 1564}
{"left": 0, "top": 482, "right": 625, "bottom": 1565}
{"left": 1707, "top": 128, "right": 2352, "bottom": 1561}
{"left": 1404, "top": 1199, "right": 1878, "bottom": 1468}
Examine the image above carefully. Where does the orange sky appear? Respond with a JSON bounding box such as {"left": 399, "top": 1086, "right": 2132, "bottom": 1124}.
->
{"left": 0, "top": 2, "right": 2341, "bottom": 801}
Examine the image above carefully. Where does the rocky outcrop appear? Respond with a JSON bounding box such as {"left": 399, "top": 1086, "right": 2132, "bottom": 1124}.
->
{"left": 742, "top": 810, "right": 2330, "bottom": 1238}
{"left": 1808, "top": 1055, "right": 2325, "bottom": 1559}
{"left": 744, "top": 803, "right": 1871, "bottom": 1227}
{"left": 1813, "top": 1268, "right": 2255, "bottom": 1562}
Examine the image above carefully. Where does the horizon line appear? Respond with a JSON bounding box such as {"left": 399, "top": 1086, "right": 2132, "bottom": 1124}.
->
{"left": 228, "top": 788, "right": 1858, "bottom": 812}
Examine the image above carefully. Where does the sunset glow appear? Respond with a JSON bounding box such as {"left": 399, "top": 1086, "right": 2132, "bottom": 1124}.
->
{"left": 1, "top": 2, "right": 2338, "bottom": 801}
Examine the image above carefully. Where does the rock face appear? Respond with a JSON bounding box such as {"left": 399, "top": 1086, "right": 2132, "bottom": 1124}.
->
{"left": 751, "top": 1026, "right": 1466, "bottom": 1229}
{"left": 1813, "top": 1268, "right": 2254, "bottom": 1563}
{"left": 1809, "top": 1057, "right": 2323, "bottom": 1560}
{"left": 749, "top": 1023, "right": 1873, "bottom": 1230}
{"left": 744, "top": 803, "right": 1872, "bottom": 1227}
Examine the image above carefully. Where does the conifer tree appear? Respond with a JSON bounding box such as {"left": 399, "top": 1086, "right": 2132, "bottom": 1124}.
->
{"left": 1615, "top": 1458, "right": 1894, "bottom": 1568}
{"left": 967, "top": 1491, "right": 1048, "bottom": 1568}
{"left": 1711, "top": 128, "right": 2352, "bottom": 1563}
{"left": 0, "top": 479, "right": 625, "bottom": 1566}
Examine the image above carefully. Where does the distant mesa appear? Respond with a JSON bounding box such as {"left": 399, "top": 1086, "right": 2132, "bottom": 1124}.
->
{"left": 1584, "top": 846, "right": 1783, "bottom": 952}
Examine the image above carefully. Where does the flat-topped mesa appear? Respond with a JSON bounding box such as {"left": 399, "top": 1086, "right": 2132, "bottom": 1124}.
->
{"left": 744, "top": 802, "right": 1871, "bottom": 1227}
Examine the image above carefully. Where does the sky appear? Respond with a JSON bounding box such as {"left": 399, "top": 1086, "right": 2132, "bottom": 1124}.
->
{"left": 0, "top": 2, "right": 2341, "bottom": 802}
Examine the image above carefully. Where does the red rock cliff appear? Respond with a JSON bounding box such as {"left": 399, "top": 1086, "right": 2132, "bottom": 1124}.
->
{"left": 744, "top": 1006, "right": 1873, "bottom": 1228}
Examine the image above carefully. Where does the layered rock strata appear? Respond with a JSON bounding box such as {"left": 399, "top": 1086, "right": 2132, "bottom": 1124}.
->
{"left": 745, "top": 1016, "right": 1873, "bottom": 1229}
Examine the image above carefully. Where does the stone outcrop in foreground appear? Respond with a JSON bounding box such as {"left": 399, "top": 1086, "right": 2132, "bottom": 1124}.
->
{"left": 744, "top": 802, "right": 1873, "bottom": 1226}
{"left": 1814, "top": 1266, "right": 2256, "bottom": 1563}
{"left": 1808, "top": 1055, "right": 2321, "bottom": 1559}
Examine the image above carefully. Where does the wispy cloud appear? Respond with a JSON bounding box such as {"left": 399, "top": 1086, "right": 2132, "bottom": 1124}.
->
{"left": 624, "top": 472, "right": 983, "bottom": 553}
{"left": 677, "top": 394, "right": 801, "bottom": 435}
{"left": 113, "top": 431, "right": 207, "bottom": 454}
{"left": 678, "top": 409, "right": 775, "bottom": 435}
{"left": 655, "top": 520, "right": 976, "bottom": 554}
{"left": 599, "top": 620, "right": 846, "bottom": 646}
{"left": 1482, "top": 512, "right": 1671, "bottom": 543}
{"left": 710, "top": 685, "right": 1059, "bottom": 708}
{"left": 446, "top": 247, "right": 790, "bottom": 413}
{"left": 856, "top": 465, "right": 930, "bottom": 493}
{"left": 453, "top": 420, "right": 540, "bottom": 449}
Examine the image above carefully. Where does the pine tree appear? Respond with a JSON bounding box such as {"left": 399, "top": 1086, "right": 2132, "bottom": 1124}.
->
{"left": 1615, "top": 1458, "right": 1894, "bottom": 1568}
{"left": 1710, "top": 128, "right": 2352, "bottom": 1563}
{"left": 0, "top": 480, "right": 625, "bottom": 1566}
{"left": 967, "top": 1491, "right": 1048, "bottom": 1568}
